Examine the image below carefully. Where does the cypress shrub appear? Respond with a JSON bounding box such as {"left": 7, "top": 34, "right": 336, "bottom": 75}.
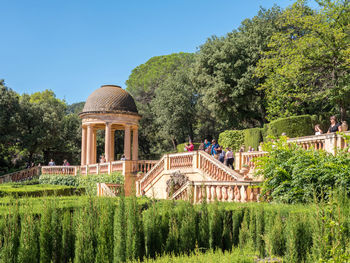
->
{"left": 1, "top": 203, "right": 20, "bottom": 263}
{"left": 232, "top": 208, "right": 244, "bottom": 246}
{"left": 285, "top": 213, "right": 313, "bottom": 263}
{"left": 243, "top": 128, "right": 263, "bottom": 150}
{"left": 179, "top": 203, "right": 196, "bottom": 253}
{"left": 256, "top": 207, "right": 265, "bottom": 257}
{"left": 114, "top": 195, "right": 126, "bottom": 263}
{"left": 95, "top": 199, "right": 115, "bottom": 263}
{"left": 17, "top": 210, "right": 39, "bottom": 263}
{"left": 51, "top": 205, "right": 62, "bottom": 263}
{"left": 266, "top": 115, "right": 313, "bottom": 139}
{"left": 61, "top": 210, "right": 75, "bottom": 263}
{"left": 126, "top": 196, "right": 142, "bottom": 261}
{"left": 238, "top": 209, "right": 251, "bottom": 249}
{"left": 222, "top": 211, "right": 233, "bottom": 251}
{"left": 248, "top": 208, "right": 257, "bottom": 249}
{"left": 198, "top": 195, "right": 209, "bottom": 249}
{"left": 218, "top": 130, "right": 244, "bottom": 153}
{"left": 143, "top": 203, "right": 162, "bottom": 258}
{"left": 265, "top": 213, "right": 286, "bottom": 257}
{"left": 165, "top": 211, "right": 180, "bottom": 255}
{"left": 74, "top": 199, "right": 97, "bottom": 263}
{"left": 39, "top": 201, "right": 53, "bottom": 263}
{"left": 209, "top": 202, "right": 223, "bottom": 250}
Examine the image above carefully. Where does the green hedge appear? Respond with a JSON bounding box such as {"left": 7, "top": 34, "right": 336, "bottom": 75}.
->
{"left": 243, "top": 128, "right": 263, "bottom": 150}
{"left": 40, "top": 172, "right": 124, "bottom": 195}
{"left": 177, "top": 143, "right": 201, "bottom": 153}
{"left": 266, "top": 115, "right": 314, "bottom": 139}
{"left": 0, "top": 183, "right": 83, "bottom": 197}
{"left": 218, "top": 130, "right": 244, "bottom": 152}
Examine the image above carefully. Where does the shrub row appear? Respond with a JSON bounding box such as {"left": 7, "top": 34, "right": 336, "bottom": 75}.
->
{"left": 219, "top": 115, "right": 316, "bottom": 151}
{"left": 0, "top": 183, "right": 83, "bottom": 197}
{"left": 0, "top": 196, "right": 349, "bottom": 262}
{"left": 39, "top": 172, "right": 124, "bottom": 195}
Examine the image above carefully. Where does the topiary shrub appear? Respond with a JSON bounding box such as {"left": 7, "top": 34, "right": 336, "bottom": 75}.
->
{"left": 243, "top": 128, "right": 263, "bottom": 151}
{"left": 218, "top": 130, "right": 244, "bottom": 152}
{"left": 266, "top": 115, "right": 314, "bottom": 139}
{"left": 176, "top": 143, "right": 201, "bottom": 153}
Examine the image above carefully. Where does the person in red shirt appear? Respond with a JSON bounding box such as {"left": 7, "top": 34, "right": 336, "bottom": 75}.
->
{"left": 185, "top": 141, "right": 194, "bottom": 152}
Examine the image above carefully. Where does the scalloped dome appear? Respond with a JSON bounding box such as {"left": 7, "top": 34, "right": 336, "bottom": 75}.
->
{"left": 81, "top": 85, "right": 138, "bottom": 115}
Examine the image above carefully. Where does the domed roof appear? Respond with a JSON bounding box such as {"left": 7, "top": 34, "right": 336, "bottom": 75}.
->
{"left": 81, "top": 85, "right": 138, "bottom": 115}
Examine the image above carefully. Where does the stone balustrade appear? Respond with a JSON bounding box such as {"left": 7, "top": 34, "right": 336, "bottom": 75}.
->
{"left": 41, "top": 166, "right": 78, "bottom": 175}
{"left": 172, "top": 181, "right": 261, "bottom": 203}
{"left": 169, "top": 152, "right": 194, "bottom": 169}
{"left": 0, "top": 166, "right": 41, "bottom": 183}
{"left": 96, "top": 183, "right": 121, "bottom": 197}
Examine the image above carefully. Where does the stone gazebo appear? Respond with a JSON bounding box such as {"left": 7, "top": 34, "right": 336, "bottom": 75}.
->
{"left": 79, "top": 85, "right": 141, "bottom": 165}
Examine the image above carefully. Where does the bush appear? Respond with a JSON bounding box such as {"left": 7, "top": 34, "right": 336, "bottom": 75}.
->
{"left": 0, "top": 183, "right": 83, "bottom": 197}
{"left": 243, "top": 128, "right": 263, "bottom": 151}
{"left": 39, "top": 174, "right": 78, "bottom": 186}
{"left": 176, "top": 143, "right": 201, "bottom": 153}
{"left": 218, "top": 130, "right": 244, "bottom": 152}
{"left": 266, "top": 115, "right": 313, "bottom": 139}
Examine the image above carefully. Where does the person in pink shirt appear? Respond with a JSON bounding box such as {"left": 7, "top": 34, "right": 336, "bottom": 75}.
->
{"left": 185, "top": 141, "right": 194, "bottom": 152}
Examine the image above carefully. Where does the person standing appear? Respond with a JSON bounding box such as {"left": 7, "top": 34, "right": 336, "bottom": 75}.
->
{"left": 185, "top": 141, "right": 194, "bottom": 152}
{"left": 48, "top": 159, "right": 55, "bottom": 166}
{"left": 218, "top": 147, "right": 226, "bottom": 163}
{"left": 204, "top": 139, "right": 211, "bottom": 150}
{"left": 211, "top": 140, "right": 219, "bottom": 156}
{"left": 327, "top": 116, "right": 342, "bottom": 133}
{"left": 225, "top": 148, "right": 234, "bottom": 169}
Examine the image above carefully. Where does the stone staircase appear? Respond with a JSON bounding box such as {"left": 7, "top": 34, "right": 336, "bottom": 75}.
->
{"left": 136, "top": 151, "right": 262, "bottom": 201}
{"left": 0, "top": 166, "right": 41, "bottom": 184}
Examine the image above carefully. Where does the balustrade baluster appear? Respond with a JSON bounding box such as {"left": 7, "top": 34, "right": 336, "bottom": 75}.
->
{"left": 217, "top": 186, "right": 222, "bottom": 201}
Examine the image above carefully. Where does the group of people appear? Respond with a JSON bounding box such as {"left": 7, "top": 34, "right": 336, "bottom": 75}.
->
{"left": 184, "top": 139, "right": 234, "bottom": 169}
{"left": 315, "top": 116, "right": 348, "bottom": 135}
{"left": 48, "top": 159, "right": 70, "bottom": 166}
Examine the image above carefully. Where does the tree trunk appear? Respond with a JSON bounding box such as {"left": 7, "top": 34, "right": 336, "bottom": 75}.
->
{"left": 340, "top": 105, "right": 347, "bottom": 121}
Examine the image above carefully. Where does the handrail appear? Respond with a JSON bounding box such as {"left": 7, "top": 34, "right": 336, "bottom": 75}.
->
{"left": 0, "top": 166, "right": 41, "bottom": 183}
{"left": 97, "top": 183, "right": 121, "bottom": 197}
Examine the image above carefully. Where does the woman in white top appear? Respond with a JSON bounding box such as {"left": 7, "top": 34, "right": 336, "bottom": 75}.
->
{"left": 225, "top": 148, "right": 234, "bottom": 169}
{"left": 314, "top": 124, "right": 323, "bottom": 135}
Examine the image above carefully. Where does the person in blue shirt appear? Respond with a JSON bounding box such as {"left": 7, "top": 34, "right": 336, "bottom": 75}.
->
{"left": 204, "top": 139, "right": 211, "bottom": 150}
{"left": 211, "top": 140, "right": 219, "bottom": 156}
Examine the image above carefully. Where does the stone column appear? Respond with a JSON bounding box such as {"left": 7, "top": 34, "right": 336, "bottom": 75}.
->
{"left": 81, "top": 126, "right": 87, "bottom": 165}
{"left": 105, "top": 123, "right": 112, "bottom": 162}
{"left": 92, "top": 128, "right": 97, "bottom": 164}
{"left": 124, "top": 125, "right": 131, "bottom": 160}
{"left": 86, "top": 124, "right": 93, "bottom": 165}
{"left": 111, "top": 129, "right": 115, "bottom": 161}
{"left": 132, "top": 127, "right": 138, "bottom": 160}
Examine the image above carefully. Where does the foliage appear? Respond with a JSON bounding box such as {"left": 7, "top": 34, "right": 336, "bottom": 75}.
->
{"left": 266, "top": 115, "right": 314, "bottom": 138}
{"left": 0, "top": 183, "right": 82, "bottom": 197}
{"left": 39, "top": 172, "right": 123, "bottom": 195}
{"left": 256, "top": 136, "right": 350, "bottom": 203}
{"left": 243, "top": 128, "right": 263, "bottom": 150}
{"left": 191, "top": 6, "right": 282, "bottom": 129}
{"left": 256, "top": 0, "right": 350, "bottom": 121}
{"left": 218, "top": 130, "right": 244, "bottom": 152}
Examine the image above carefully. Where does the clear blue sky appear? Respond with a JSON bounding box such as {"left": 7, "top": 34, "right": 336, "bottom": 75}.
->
{"left": 1, "top": 0, "right": 316, "bottom": 104}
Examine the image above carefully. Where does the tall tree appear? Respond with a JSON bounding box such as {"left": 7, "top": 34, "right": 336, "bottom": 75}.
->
{"left": 191, "top": 6, "right": 282, "bottom": 129}
{"left": 256, "top": 0, "right": 350, "bottom": 120}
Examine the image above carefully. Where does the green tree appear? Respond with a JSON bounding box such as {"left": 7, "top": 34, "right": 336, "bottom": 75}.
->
{"left": 256, "top": 0, "right": 350, "bottom": 120}
{"left": 191, "top": 6, "right": 282, "bottom": 129}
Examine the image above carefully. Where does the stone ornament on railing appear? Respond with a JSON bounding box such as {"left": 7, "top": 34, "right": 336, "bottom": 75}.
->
{"left": 166, "top": 170, "right": 189, "bottom": 197}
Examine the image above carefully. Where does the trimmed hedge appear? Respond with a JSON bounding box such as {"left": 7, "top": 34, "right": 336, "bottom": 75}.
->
{"left": 218, "top": 130, "right": 244, "bottom": 152}
{"left": 177, "top": 143, "right": 201, "bottom": 153}
{"left": 39, "top": 172, "right": 124, "bottom": 195}
{"left": 0, "top": 183, "right": 84, "bottom": 197}
{"left": 266, "top": 115, "right": 313, "bottom": 139}
{"left": 243, "top": 128, "right": 263, "bottom": 150}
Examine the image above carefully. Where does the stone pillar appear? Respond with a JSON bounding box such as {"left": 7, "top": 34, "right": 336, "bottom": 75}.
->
{"left": 86, "top": 124, "right": 93, "bottom": 165}
{"left": 92, "top": 128, "right": 97, "bottom": 164}
{"left": 111, "top": 129, "right": 115, "bottom": 161}
{"left": 81, "top": 126, "right": 87, "bottom": 165}
{"left": 105, "top": 123, "right": 112, "bottom": 162}
{"left": 124, "top": 125, "right": 131, "bottom": 160}
{"left": 132, "top": 127, "right": 138, "bottom": 160}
